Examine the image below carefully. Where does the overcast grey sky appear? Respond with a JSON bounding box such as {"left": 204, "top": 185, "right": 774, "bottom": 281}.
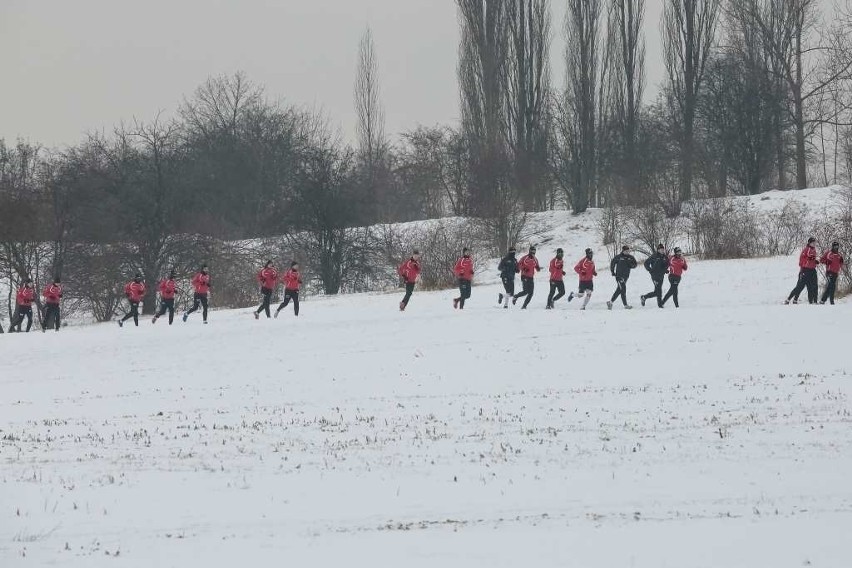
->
{"left": 1, "top": 0, "right": 665, "bottom": 147}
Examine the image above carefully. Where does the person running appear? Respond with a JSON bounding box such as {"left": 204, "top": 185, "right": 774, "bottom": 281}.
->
{"left": 641, "top": 244, "right": 670, "bottom": 308}
{"left": 785, "top": 237, "right": 819, "bottom": 305}
{"left": 546, "top": 248, "right": 566, "bottom": 309}
{"left": 608, "top": 245, "right": 637, "bottom": 310}
{"left": 9, "top": 278, "right": 36, "bottom": 332}
{"left": 118, "top": 273, "right": 146, "bottom": 327}
{"left": 41, "top": 276, "right": 63, "bottom": 332}
{"left": 568, "top": 248, "right": 597, "bottom": 310}
{"left": 153, "top": 270, "right": 178, "bottom": 325}
{"left": 453, "top": 248, "right": 474, "bottom": 310}
{"left": 255, "top": 260, "right": 278, "bottom": 319}
{"left": 661, "top": 247, "right": 688, "bottom": 308}
{"left": 398, "top": 250, "right": 421, "bottom": 312}
{"left": 275, "top": 262, "right": 302, "bottom": 318}
{"left": 819, "top": 241, "right": 844, "bottom": 305}
{"left": 497, "top": 246, "right": 518, "bottom": 309}
{"left": 513, "top": 246, "right": 541, "bottom": 309}
{"left": 183, "top": 265, "right": 211, "bottom": 323}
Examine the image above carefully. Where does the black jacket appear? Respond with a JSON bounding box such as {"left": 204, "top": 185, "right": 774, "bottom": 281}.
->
{"left": 498, "top": 254, "right": 518, "bottom": 280}
{"left": 611, "top": 253, "right": 638, "bottom": 280}
{"left": 644, "top": 252, "right": 670, "bottom": 278}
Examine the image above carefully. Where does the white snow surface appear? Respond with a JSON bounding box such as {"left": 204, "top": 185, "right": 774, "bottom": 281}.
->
{"left": 2, "top": 187, "right": 852, "bottom": 567}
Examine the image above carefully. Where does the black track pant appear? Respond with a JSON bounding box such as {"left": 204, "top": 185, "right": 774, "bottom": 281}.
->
{"left": 187, "top": 293, "right": 209, "bottom": 321}
{"left": 547, "top": 280, "right": 565, "bottom": 307}
{"left": 642, "top": 277, "right": 664, "bottom": 306}
{"left": 121, "top": 301, "right": 140, "bottom": 326}
{"left": 401, "top": 283, "right": 415, "bottom": 308}
{"left": 514, "top": 276, "right": 535, "bottom": 308}
{"left": 455, "top": 279, "right": 472, "bottom": 308}
{"left": 156, "top": 299, "right": 175, "bottom": 324}
{"left": 661, "top": 275, "right": 682, "bottom": 307}
{"left": 11, "top": 305, "right": 33, "bottom": 332}
{"left": 256, "top": 287, "right": 273, "bottom": 317}
{"left": 43, "top": 304, "right": 60, "bottom": 331}
{"left": 277, "top": 289, "right": 299, "bottom": 316}
{"left": 788, "top": 268, "right": 818, "bottom": 304}
{"left": 611, "top": 278, "right": 629, "bottom": 306}
{"left": 821, "top": 272, "right": 839, "bottom": 304}
{"left": 501, "top": 277, "right": 515, "bottom": 296}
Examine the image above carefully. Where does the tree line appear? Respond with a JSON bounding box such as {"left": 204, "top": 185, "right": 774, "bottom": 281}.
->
{"left": 3, "top": 0, "right": 852, "bottom": 321}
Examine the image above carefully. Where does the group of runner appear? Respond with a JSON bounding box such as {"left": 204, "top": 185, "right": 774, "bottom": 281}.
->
{"left": 0, "top": 238, "right": 844, "bottom": 334}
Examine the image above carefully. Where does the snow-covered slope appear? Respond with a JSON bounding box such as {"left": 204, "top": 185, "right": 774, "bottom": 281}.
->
{"left": 1, "top": 188, "right": 851, "bottom": 568}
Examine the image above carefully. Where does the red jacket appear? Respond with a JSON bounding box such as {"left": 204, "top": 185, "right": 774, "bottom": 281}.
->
{"left": 158, "top": 279, "right": 177, "bottom": 300}
{"left": 282, "top": 269, "right": 302, "bottom": 291}
{"left": 257, "top": 267, "right": 278, "bottom": 289}
{"left": 669, "top": 255, "right": 688, "bottom": 276}
{"left": 191, "top": 272, "right": 211, "bottom": 294}
{"left": 574, "top": 258, "right": 597, "bottom": 282}
{"left": 398, "top": 258, "right": 421, "bottom": 284}
{"left": 799, "top": 246, "right": 818, "bottom": 269}
{"left": 820, "top": 250, "right": 844, "bottom": 274}
{"left": 549, "top": 257, "right": 565, "bottom": 282}
{"left": 16, "top": 287, "right": 35, "bottom": 308}
{"left": 453, "top": 256, "right": 474, "bottom": 281}
{"left": 124, "top": 281, "right": 146, "bottom": 303}
{"left": 43, "top": 284, "right": 62, "bottom": 305}
{"left": 518, "top": 254, "right": 540, "bottom": 278}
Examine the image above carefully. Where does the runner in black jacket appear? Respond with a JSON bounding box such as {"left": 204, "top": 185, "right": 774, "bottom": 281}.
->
{"left": 497, "top": 247, "right": 518, "bottom": 309}
{"left": 640, "top": 244, "right": 669, "bottom": 308}
{"left": 607, "top": 245, "right": 637, "bottom": 310}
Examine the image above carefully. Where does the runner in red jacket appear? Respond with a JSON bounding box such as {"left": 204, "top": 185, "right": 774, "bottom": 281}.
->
{"left": 398, "top": 250, "right": 421, "bottom": 311}
{"left": 568, "top": 248, "right": 597, "bottom": 310}
{"left": 119, "top": 274, "right": 146, "bottom": 327}
{"left": 512, "top": 246, "right": 541, "bottom": 309}
{"left": 452, "top": 248, "right": 474, "bottom": 309}
{"left": 9, "top": 278, "right": 36, "bottom": 332}
{"left": 254, "top": 260, "right": 278, "bottom": 319}
{"left": 820, "top": 241, "right": 844, "bottom": 305}
{"left": 276, "top": 261, "right": 303, "bottom": 318}
{"left": 42, "top": 277, "right": 63, "bottom": 332}
{"left": 661, "top": 248, "right": 688, "bottom": 308}
{"left": 153, "top": 270, "right": 178, "bottom": 325}
{"left": 786, "top": 237, "right": 820, "bottom": 304}
{"left": 183, "top": 265, "right": 211, "bottom": 323}
{"left": 546, "top": 248, "right": 566, "bottom": 309}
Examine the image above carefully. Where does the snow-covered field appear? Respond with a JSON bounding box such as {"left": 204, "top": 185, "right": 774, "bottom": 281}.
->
{"left": 2, "top": 187, "right": 851, "bottom": 568}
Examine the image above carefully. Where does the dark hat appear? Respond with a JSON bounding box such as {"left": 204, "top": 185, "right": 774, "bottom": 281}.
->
{"left": 585, "top": 248, "right": 593, "bottom": 255}
{"left": 169, "top": 269, "right": 176, "bottom": 278}
{"left": 832, "top": 241, "right": 839, "bottom": 248}
{"left": 657, "top": 243, "right": 665, "bottom": 250}
{"left": 674, "top": 247, "right": 682, "bottom": 254}
{"left": 622, "top": 245, "right": 631, "bottom": 251}
{"left": 412, "top": 249, "right": 420, "bottom": 255}
{"left": 291, "top": 261, "right": 299, "bottom": 268}
{"left": 556, "top": 248, "right": 563, "bottom": 254}
{"left": 807, "top": 237, "right": 816, "bottom": 244}
{"left": 53, "top": 276, "right": 61, "bottom": 283}
{"left": 508, "top": 246, "right": 516, "bottom": 253}
{"left": 529, "top": 245, "right": 537, "bottom": 251}
{"left": 134, "top": 273, "right": 142, "bottom": 279}
{"left": 265, "top": 259, "right": 274, "bottom": 267}
{"left": 24, "top": 277, "right": 33, "bottom": 284}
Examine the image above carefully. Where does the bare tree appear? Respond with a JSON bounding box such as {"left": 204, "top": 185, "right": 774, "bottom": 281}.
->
{"left": 457, "top": 0, "right": 510, "bottom": 217}
{"left": 607, "top": 0, "right": 646, "bottom": 204}
{"left": 742, "top": 0, "right": 852, "bottom": 190}
{"left": 354, "top": 27, "right": 387, "bottom": 188}
{"left": 563, "top": 0, "right": 603, "bottom": 212}
{"left": 662, "top": 0, "right": 721, "bottom": 205}
{"left": 505, "top": 0, "right": 552, "bottom": 211}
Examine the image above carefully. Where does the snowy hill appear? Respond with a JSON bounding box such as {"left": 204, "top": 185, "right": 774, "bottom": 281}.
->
{"left": 2, "top": 187, "right": 851, "bottom": 567}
